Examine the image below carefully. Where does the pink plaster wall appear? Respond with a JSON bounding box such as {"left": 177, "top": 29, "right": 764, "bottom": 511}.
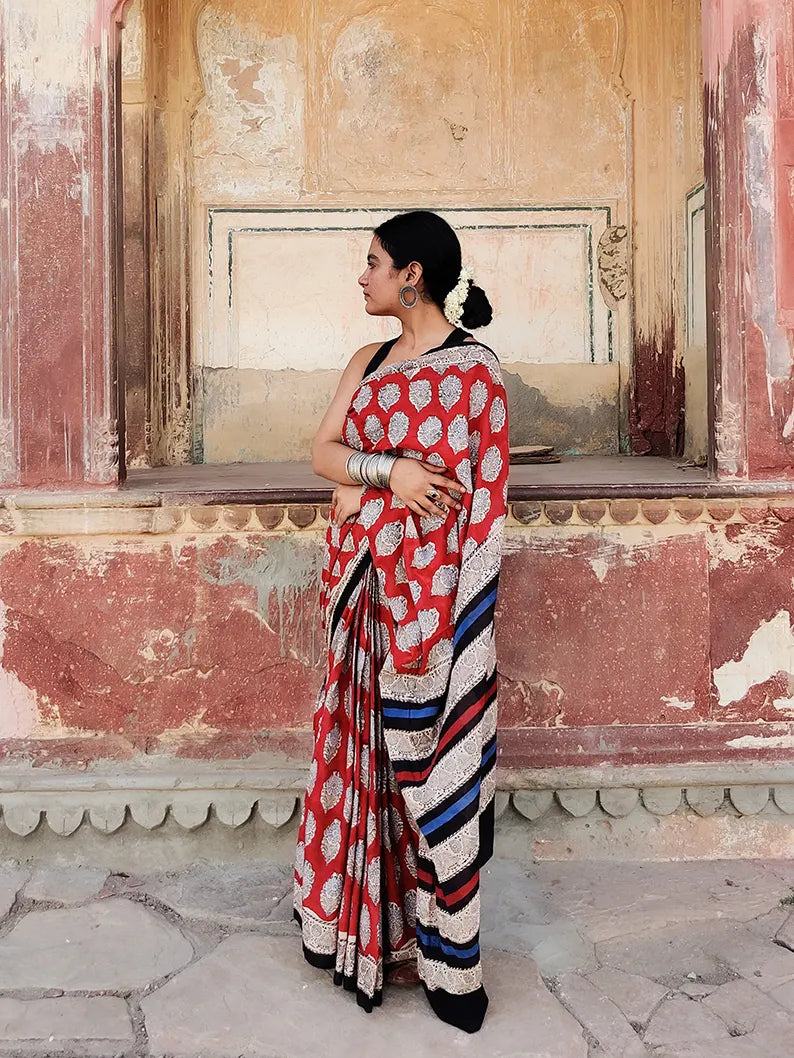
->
{"left": 1, "top": 518, "right": 794, "bottom": 773}
{"left": 703, "top": 0, "right": 794, "bottom": 478}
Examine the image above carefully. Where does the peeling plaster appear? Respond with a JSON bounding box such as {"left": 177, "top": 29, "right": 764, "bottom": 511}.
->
{"left": 743, "top": 33, "right": 790, "bottom": 392}
{"left": 0, "top": 601, "right": 38, "bottom": 738}
{"left": 661, "top": 696, "right": 695, "bottom": 711}
{"left": 199, "top": 536, "right": 321, "bottom": 661}
{"left": 10, "top": 4, "right": 90, "bottom": 98}
{"left": 156, "top": 713, "right": 222, "bottom": 743}
{"left": 192, "top": 9, "right": 304, "bottom": 196}
{"left": 713, "top": 610, "right": 794, "bottom": 708}
{"left": 707, "top": 525, "right": 784, "bottom": 568}
{"left": 725, "top": 734, "right": 794, "bottom": 749}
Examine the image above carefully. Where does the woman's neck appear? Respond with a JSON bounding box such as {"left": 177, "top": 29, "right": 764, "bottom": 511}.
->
{"left": 393, "top": 303, "right": 456, "bottom": 355}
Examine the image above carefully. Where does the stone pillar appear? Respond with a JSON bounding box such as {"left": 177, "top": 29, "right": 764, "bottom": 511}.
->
{"left": 0, "top": 0, "right": 125, "bottom": 487}
{"left": 704, "top": 0, "right": 794, "bottom": 479}
{"left": 145, "top": 0, "right": 205, "bottom": 467}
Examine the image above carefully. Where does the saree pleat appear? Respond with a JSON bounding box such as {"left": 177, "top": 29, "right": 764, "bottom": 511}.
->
{"left": 294, "top": 341, "right": 508, "bottom": 1033}
{"left": 294, "top": 550, "right": 419, "bottom": 1012}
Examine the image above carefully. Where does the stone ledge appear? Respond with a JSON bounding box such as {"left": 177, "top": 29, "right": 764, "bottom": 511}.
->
{"left": 0, "top": 496, "right": 792, "bottom": 537}
{"left": 1, "top": 765, "right": 794, "bottom": 836}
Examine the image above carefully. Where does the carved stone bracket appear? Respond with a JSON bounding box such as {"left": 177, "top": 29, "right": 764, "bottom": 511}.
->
{"left": 508, "top": 784, "right": 784, "bottom": 822}
{"left": 1, "top": 772, "right": 794, "bottom": 837}
{"left": 597, "top": 225, "right": 629, "bottom": 304}
{"left": 0, "top": 495, "right": 792, "bottom": 538}
{"left": 85, "top": 417, "right": 120, "bottom": 485}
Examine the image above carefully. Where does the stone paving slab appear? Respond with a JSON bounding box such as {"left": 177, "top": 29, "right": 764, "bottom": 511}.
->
{"left": 702, "top": 977, "right": 788, "bottom": 1035}
{"left": 129, "top": 863, "right": 293, "bottom": 929}
{"left": 480, "top": 859, "right": 596, "bottom": 976}
{"left": 0, "top": 996, "right": 133, "bottom": 1055}
{"left": 703, "top": 922, "right": 794, "bottom": 992}
{"left": 0, "top": 868, "right": 30, "bottom": 920}
{"left": 595, "top": 921, "right": 738, "bottom": 989}
{"left": 531, "top": 861, "right": 791, "bottom": 942}
{"left": 585, "top": 966, "right": 669, "bottom": 1028}
{"left": 0, "top": 897, "right": 194, "bottom": 990}
{"left": 22, "top": 867, "right": 109, "bottom": 906}
{"left": 554, "top": 972, "right": 649, "bottom": 1057}
{"left": 649, "top": 1022, "right": 794, "bottom": 1058}
{"left": 142, "top": 934, "right": 587, "bottom": 1058}
{"left": 644, "top": 996, "right": 731, "bottom": 1048}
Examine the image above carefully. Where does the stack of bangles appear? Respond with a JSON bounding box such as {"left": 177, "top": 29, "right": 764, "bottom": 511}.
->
{"left": 345, "top": 451, "right": 397, "bottom": 488}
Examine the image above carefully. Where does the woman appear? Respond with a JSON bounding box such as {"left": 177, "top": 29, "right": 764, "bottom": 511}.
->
{"left": 293, "top": 210, "right": 509, "bottom": 1034}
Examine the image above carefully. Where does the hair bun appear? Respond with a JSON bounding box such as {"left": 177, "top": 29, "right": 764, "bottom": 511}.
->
{"left": 460, "top": 284, "right": 493, "bottom": 329}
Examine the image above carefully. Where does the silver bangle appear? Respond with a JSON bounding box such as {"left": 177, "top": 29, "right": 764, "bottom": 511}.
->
{"left": 346, "top": 451, "right": 396, "bottom": 489}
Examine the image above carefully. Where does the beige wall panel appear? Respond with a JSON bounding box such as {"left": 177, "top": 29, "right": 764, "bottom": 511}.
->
{"left": 201, "top": 362, "right": 619, "bottom": 463}
{"left": 191, "top": 1, "right": 306, "bottom": 200}
{"left": 232, "top": 229, "right": 393, "bottom": 371}
{"left": 204, "top": 207, "right": 617, "bottom": 373}
{"left": 122, "top": 0, "right": 144, "bottom": 81}
{"left": 512, "top": 0, "right": 628, "bottom": 203}
{"left": 317, "top": 0, "right": 501, "bottom": 192}
{"left": 504, "top": 361, "right": 619, "bottom": 453}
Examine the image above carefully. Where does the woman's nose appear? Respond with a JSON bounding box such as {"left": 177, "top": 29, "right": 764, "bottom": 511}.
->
{"left": 358, "top": 271, "right": 367, "bottom": 286}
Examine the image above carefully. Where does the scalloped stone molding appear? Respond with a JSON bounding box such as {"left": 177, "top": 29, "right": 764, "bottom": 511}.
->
{"left": 0, "top": 496, "right": 793, "bottom": 537}
{"left": 2, "top": 772, "right": 794, "bottom": 837}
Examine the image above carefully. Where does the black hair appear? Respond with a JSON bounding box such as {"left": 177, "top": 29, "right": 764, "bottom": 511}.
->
{"left": 372, "top": 210, "right": 493, "bottom": 329}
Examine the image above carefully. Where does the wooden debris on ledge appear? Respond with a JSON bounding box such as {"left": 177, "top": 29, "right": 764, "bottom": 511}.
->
{"left": 508, "top": 445, "right": 562, "bottom": 464}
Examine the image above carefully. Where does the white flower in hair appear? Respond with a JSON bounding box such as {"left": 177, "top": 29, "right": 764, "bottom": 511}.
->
{"left": 443, "top": 266, "right": 473, "bottom": 327}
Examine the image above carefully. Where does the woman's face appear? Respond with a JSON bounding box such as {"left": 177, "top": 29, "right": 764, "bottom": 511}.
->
{"left": 358, "top": 236, "right": 410, "bottom": 317}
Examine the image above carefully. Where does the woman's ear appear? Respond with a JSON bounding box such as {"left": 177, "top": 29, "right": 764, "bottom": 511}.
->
{"left": 405, "top": 260, "right": 423, "bottom": 287}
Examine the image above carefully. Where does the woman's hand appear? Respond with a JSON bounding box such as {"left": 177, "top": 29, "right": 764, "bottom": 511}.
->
{"left": 388, "top": 458, "right": 466, "bottom": 519}
{"left": 330, "top": 484, "right": 364, "bottom": 525}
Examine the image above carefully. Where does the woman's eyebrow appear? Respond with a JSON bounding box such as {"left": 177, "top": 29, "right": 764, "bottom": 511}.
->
{"left": 367, "top": 253, "right": 379, "bottom": 263}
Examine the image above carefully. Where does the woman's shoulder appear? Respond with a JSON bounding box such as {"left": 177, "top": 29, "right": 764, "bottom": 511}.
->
{"left": 350, "top": 340, "right": 385, "bottom": 364}
{"left": 341, "top": 340, "right": 388, "bottom": 381}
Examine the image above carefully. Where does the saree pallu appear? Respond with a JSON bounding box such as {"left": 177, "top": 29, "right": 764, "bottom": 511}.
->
{"left": 294, "top": 342, "right": 509, "bottom": 1033}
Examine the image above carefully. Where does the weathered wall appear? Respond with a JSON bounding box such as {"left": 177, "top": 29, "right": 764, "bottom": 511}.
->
{"left": 0, "top": 0, "right": 123, "bottom": 486}
{"left": 623, "top": 0, "right": 705, "bottom": 458}
{"left": 2, "top": 497, "right": 794, "bottom": 772}
{"left": 117, "top": 0, "right": 705, "bottom": 464}
{"left": 704, "top": 0, "right": 794, "bottom": 479}
{"left": 122, "top": 0, "right": 150, "bottom": 468}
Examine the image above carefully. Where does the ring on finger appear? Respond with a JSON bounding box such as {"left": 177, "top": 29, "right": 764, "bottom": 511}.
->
{"left": 426, "top": 486, "right": 441, "bottom": 501}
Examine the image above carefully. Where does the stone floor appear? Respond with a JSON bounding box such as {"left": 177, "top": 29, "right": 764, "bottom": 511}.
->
{"left": 2, "top": 857, "right": 794, "bottom": 1057}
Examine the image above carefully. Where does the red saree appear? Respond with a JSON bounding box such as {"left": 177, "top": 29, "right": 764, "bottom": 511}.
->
{"left": 293, "top": 337, "right": 508, "bottom": 1033}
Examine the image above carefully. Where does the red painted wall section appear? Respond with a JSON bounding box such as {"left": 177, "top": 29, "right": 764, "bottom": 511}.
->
{"left": 704, "top": 0, "right": 794, "bottom": 478}
{"left": 15, "top": 134, "right": 87, "bottom": 484}
{"left": 774, "top": 3, "right": 794, "bottom": 329}
{"left": 1, "top": 518, "right": 794, "bottom": 772}
{"left": 0, "top": 534, "right": 324, "bottom": 760}
{"left": 0, "top": 0, "right": 121, "bottom": 488}
{"left": 496, "top": 530, "right": 711, "bottom": 728}
{"left": 708, "top": 518, "right": 794, "bottom": 725}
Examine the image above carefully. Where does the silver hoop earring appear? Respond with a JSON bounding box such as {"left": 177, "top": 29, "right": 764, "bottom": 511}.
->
{"left": 399, "top": 284, "right": 418, "bottom": 309}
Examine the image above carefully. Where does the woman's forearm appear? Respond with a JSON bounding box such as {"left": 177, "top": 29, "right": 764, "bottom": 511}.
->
{"left": 312, "top": 439, "right": 358, "bottom": 486}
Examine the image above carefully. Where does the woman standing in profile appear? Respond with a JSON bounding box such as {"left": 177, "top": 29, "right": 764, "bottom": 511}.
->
{"left": 293, "top": 210, "right": 509, "bottom": 1034}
